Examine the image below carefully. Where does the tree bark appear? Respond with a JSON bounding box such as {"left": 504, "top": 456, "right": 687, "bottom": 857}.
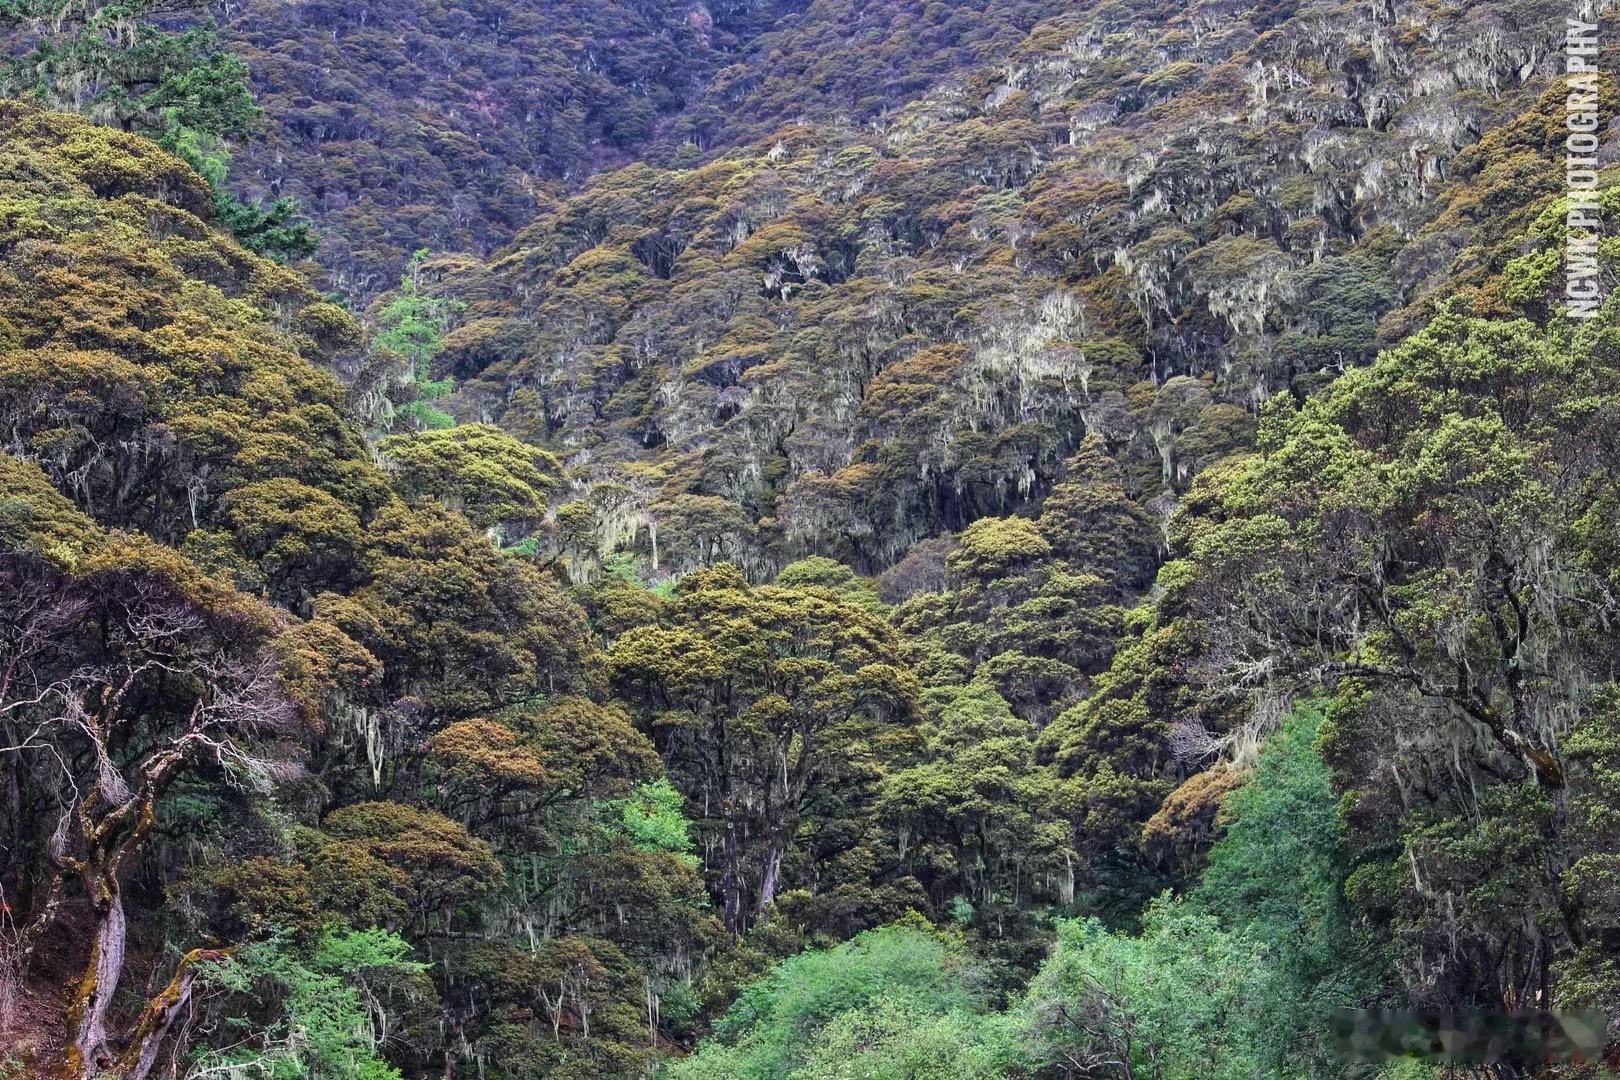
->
{"left": 721, "top": 809, "right": 743, "bottom": 936}
{"left": 62, "top": 732, "right": 197, "bottom": 1077}
{"left": 756, "top": 839, "right": 781, "bottom": 916}
{"left": 64, "top": 871, "right": 125, "bottom": 1078}
{"left": 114, "top": 948, "right": 221, "bottom": 1080}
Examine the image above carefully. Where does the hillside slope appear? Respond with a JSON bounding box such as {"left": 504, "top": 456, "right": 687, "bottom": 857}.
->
{"left": 6, "top": 1, "right": 1620, "bottom": 1077}
{"left": 216, "top": 0, "right": 1082, "bottom": 293}
{"left": 215, "top": 0, "right": 792, "bottom": 292}
{"left": 434, "top": 0, "right": 1574, "bottom": 576}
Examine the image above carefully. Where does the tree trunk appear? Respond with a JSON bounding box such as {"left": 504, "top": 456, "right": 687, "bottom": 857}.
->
{"left": 64, "top": 872, "right": 126, "bottom": 1079}
{"left": 756, "top": 839, "right": 781, "bottom": 916}
{"left": 721, "top": 811, "right": 743, "bottom": 936}
{"left": 113, "top": 949, "right": 219, "bottom": 1080}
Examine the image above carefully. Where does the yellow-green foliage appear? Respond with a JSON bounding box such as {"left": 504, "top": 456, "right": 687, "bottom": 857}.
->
{"left": 6, "top": 1, "right": 1620, "bottom": 1075}
{"left": 0, "top": 102, "right": 385, "bottom": 552}
{"left": 430, "top": 0, "right": 1575, "bottom": 580}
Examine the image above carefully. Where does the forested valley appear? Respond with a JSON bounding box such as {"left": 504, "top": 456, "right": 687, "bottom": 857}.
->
{"left": 0, "top": 0, "right": 1618, "bottom": 1076}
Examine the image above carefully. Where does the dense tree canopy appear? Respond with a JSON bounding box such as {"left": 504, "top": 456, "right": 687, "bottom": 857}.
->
{"left": 4, "top": 0, "right": 1620, "bottom": 1076}
{"left": 425, "top": 0, "right": 1568, "bottom": 589}
{"left": 0, "top": 103, "right": 704, "bottom": 1077}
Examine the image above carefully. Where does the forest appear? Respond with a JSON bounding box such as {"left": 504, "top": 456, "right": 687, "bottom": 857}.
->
{"left": 0, "top": 0, "right": 1617, "bottom": 1076}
